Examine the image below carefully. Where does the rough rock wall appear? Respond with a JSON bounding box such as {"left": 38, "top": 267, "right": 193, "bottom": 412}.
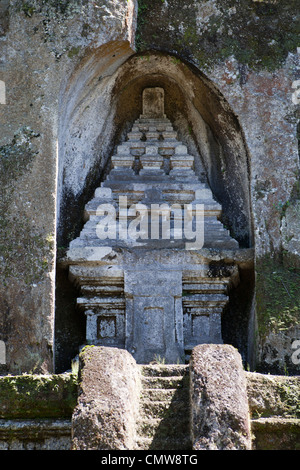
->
{"left": 0, "top": 0, "right": 299, "bottom": 374}
{"left": 0, "top": 0, "right": 137, "bottom": 373}
{"left": 0, "top": 371, "right": 77, "bottom": 450}
{"left": 137, "top": 0, "right": 299, "bottom": 250}
{"left": 134, "top": 0, "right": 300, "bottom": 374}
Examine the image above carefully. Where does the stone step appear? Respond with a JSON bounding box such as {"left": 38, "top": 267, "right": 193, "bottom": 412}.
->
{"left": 67, "top": 238, "right": 186, "bottom": 250}
{"left": 81, "top": 216, "right": 227, "bottom": 233}
{"left": 68, "top": 236, "right": 238, "bottom": 253}
{"left": 135, "top": 434, "right": 191, "bottom": 451}
{"left": 136, "top": 118, "right": 171, "bottom": 129}
{"left": 110, "top": 194, "right": 218, "bottom": 206}
{"left": 251, "top": 417, "right": 300, "bottom": 450}
{"left": 141, "top": 376, "right": 189, "bottom": 390}
{"left": 141, "top": 364, "right": 189, "bottom": 377}
{"left": 105, "top": 172, "right": 201, "bottom": 184}
{"left": 80, "top": 225, "right": 231, "bottom": 241}
{"left": 107, "top": 185, "right": 209, "bottom": 196}
{"left": 101, "top": 180, "right": 208, "bottom": 191}
{"left": 80, "top": 227, "right": 230, "bottom": 247}
{"left": 73, "top": 233, "right": 231, "bottom": 245}
{"left": 83, "top": 204, "right": 223, "bottom": 222}
{"left": 136, "top": 364, "right": 191, "bottom": 450}
{"left": 137, "top": 414, "right": 190, "bottom": 438}
{"left": 80, "top": 214, "right": 228, "bottom": 228}
{"left": 112, "top": 139, "right": 183, "bottom": 151}
{"left": 136, "top": 416, "right": 191, "bottom": 451}
{"left": 131, "top": 124, "right": 176, "bottom": 134}
{"left": 115, "top": 141, "right": 184, "bottom": 155}
{"left": 113, "top": 193, "right": 203, "bottom": 204}
{"left": 141, "top": 387, "right": 188, "bottom": 402}
{"left": 70, "top": 236, "right": 235, "bottom": 250}
{"left": 0, "top": 419, "right": 71, "bottom": 441}
{"left": 68, "top": 234, "right": 238, "bottom": 252}
{"left": 83, "top": 193, "right": 221, "bottom": 217}
{"left": 205, "top": 238, "right": 239, "bottom": 249}
{"left": 76, "top": 226, "right": 231, "bottom": 240}
{"left": 139, "top": 398, "right": 189, "bottom": 420}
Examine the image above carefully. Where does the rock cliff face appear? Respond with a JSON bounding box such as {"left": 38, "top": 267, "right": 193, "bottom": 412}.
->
{"left": 134, "top": 0, "right": 300, "bottom": 374}
{"left": 0, "top": 0, "right": 299, "bottom": 375}
{"left": 0, "top": 0, "right": 138, "bottom": 373}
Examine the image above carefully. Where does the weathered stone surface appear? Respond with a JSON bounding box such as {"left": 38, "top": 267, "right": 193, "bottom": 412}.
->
{"left": 246, "top": 371, "right": 300, "bottom": 419}
{"left": 255, "top": 255, "right": 300, "bottom": 374}
{"left": 0, "top": 370, "right": 76, "bottom": 450}
{"left": 134, "top": 0, "right": 300, "bottom": 372}
{"left": 281, "top": 200, "right": 300, "bottom": 268}
{"left": 71, "top": 346, "right": 141, "bottom": 450}
{"left": 251, "top": 417, "right": 300, "bottom": 450}
{"left": 136, "top": 364, "right": 191, "bottom": 450}
{"left": 1, "top": 0, "right": 298, "bottom": 383}
{"left": 142, "top": 87, "right": 165, "bottom": 118}
{"left": 0, "top": 0, "right": 137, "bottom": 374}
{"left": 0, "top": 418, "right": 71, "bottom": 450}
{"left": 136, "top": 0, "right": 299, "bottom": 72}
{"left": 257, "top": 328, "right": 300, "bottom": 376}
{"left": 0, "top": 372, "right": 77, "bottom": 419}
{"left": 190, "top": 344, "right": 251, "bottom": 450}
{"left": 66, "top": 101, "right": 241, "bottom": 364}
{"left": 124, "top": 268, "right": 184, "bottom": 364}
{"left": 246, "top": 371, "right": 300, "bottom": 450}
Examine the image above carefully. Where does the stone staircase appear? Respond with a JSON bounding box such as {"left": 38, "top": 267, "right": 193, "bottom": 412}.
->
{"left": 68, "top": 114, "right": 239, "bottom": 252}
{"left": 136, "top": 364, "right": 191, "bottom": 450}
{"left": 66, "top": 87, "right": 240, "bottom": 365}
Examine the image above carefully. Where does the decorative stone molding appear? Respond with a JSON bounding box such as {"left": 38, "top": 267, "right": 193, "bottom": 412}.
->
{"left": 66, "top": 88, "right": 241, "bottom": 364}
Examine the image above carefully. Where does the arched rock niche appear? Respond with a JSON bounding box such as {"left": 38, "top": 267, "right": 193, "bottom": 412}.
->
{"left": 55, "top": 44, "right": 254, "bottom": 372}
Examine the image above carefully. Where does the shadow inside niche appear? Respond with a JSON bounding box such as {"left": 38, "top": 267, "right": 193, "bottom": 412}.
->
{"left": 54, "top": 265, "right": 86, "bottom": 373}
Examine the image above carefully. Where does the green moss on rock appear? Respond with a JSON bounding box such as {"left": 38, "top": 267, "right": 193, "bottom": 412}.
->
{"left": 67, "top": 46, "right": 81, "bottom": 58}
{"left": 251, "top": 418, "right": 300, "bottom": 450}
{"left": 16, "top": 0, "right": 83, "bottom": 18}
{"left": 0, "top": 373, "right": 78, "bottom": 418}
{"left": 255, "top": 255, "right": 300, "bottom": 339}
{"left": 247, "top": 372, "right": 300, "bottom": 419}
{"left": 137, "top": 0, "right": 299, "bottom": 71}
{"left": 0, "top": 128, "right": 52, "bottom": 285}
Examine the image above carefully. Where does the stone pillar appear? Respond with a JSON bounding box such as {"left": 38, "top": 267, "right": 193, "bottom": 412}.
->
{"left": 68, "top": 265, "right": 126, "bottom": 349}
{"left": 182, "top": 276, "right": 230, "bottom": 350}
{"left": 71, "top": 346, "right": 141, "bottom": 450}
{"left": 190, "top": 344, "right": 252, "bottom": 450}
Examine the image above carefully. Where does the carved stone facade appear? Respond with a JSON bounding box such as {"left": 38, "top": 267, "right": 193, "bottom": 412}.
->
{"left": 66, "top": 88, "right": 240, "bottom": 363}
